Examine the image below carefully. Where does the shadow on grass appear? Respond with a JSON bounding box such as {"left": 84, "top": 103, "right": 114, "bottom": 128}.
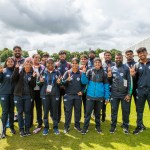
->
{"left": 3, "top": 120, "right": 150, "bottom": 150}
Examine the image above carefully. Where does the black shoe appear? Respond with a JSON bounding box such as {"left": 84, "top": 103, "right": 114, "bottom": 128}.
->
{"left": 1, "top": 132, "right": 6, "bottom": 139}
{"left": 141, "top": 124, "right": 146, "bottom": 130}
{"left": 123, "top": 128, "right": 129, "bottom": 134}
{"left": 26, "top": 130, "right": 31, "bottom": 136}
{"left": 74, "top": 127, "right": 82, "bottom": 132}
{"left": 20, "top": 130, "right": 26, "bottom": 137}
{"left": 95, "top": 127, "right": 102, "bottom": 134}
{"left": 109, "top": 127, "right": 116, "bottom": 134}
{"left": 133, "top": 127, "right": 143, "bottom": 135}
{"left": 81, "top": 129, "right": 88, "bottom": 135}
{"left": 10, "top": 128, "right": 16, "bottom": 134}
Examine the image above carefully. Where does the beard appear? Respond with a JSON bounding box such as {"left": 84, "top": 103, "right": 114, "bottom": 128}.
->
{"left": 116, "top": 61, "right": 122, "bottom": 67}
{"left": 15, "top": 53, "right": 21, "bottom": 58}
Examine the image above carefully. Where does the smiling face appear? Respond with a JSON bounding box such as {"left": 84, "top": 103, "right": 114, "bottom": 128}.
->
{"left": 138, "top": 51, "right": 148, "bottom": 61}
{"left": 46, "top": 60, "right": 54, "bottom": 71}
{"left": 80, "top": 57, "right": 88, "bottom": 65}
{"left": 94, "top": 60, "right": 102, "bottom": 70}
{"left": 71, "top": 60, "right": 79, "bottom": 70}
{"left": 33, "top": 54, "right": 40, "bottom": 64}
{"left": 24, "top": 60, "right": 33, "bottom": 72}
{"left": 6, "top": 58, "right": 14, "bottom": 68}
{"left": 13, "top": 47, "right": 22, "bottom": 58}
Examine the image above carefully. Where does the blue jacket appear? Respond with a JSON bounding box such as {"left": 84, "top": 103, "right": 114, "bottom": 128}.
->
{"left": 0, "top": 68, "right": 14, "bottom": 95}
{"left": 81, "top": 68, "right": 110, "bottom": 100}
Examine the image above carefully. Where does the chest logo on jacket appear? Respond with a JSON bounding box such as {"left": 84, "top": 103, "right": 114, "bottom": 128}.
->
{"left": 77, "top": 77, "right": 80, "bottom": 81}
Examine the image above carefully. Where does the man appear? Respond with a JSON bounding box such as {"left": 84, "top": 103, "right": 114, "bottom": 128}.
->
{"left": 133, "top": 47, "right": 150, "bottom": 134}
{"left": 87, "top": 50, "right": 96, "bottom": 69}
{"left": 102, "top": 51, "right": 115, "bottom": 122}
{"left": 125, "top": 50, "right": 137, "bottom": 103}
{"left": 108, "top": 53, "right": 132, "bottom": 134}
{"left": 79, "top": 54, "right": 89, "bottom": 117}
{"left": 55, "top": 50, "right": 71, "bottom": 122}
{"left": 13, "top": 46, "right": 25, "bottom": 65}
{"left": 11, "top": 46, "right": 25, "bottom": 124}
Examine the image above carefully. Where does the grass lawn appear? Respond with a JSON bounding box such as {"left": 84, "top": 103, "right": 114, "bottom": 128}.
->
{"left": 0, "top": 100, "right": 150, "bottom": 150}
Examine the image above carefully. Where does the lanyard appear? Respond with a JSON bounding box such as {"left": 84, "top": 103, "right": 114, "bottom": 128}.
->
{"left": 46, "top": 73, "right": 55, "bottom": 85}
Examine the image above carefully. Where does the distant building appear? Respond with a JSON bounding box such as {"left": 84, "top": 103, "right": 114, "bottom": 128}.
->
{"left": 123, "top": 36, "right": 150, "bottom": 62}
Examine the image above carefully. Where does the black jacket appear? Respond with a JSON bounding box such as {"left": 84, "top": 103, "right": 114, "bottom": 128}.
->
{"left": 135, "top": 59, "right": 150, "bottom": 89}
{"left": 12, "top": 67, "right": 36, "bottom": 97}
{"left": 0, "top": 68, "right": 14, "bottom": 95}
{"left": 109, "top": 64, "right": 132, "bottom": 98}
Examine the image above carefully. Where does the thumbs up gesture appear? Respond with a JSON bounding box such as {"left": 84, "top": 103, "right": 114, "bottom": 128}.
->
{"left": 33, "top": 71, "right": 37, "bottom": 77}
{"left": 107, "top": 65, "right": 112, "bottom": 77}
{"left": 129, "top": 65, "right": 136, "bottom": 76}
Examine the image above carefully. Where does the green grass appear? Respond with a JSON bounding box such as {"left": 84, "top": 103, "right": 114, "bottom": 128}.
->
{"left": 0, "top": 100, "right": 150, "bottom": 150}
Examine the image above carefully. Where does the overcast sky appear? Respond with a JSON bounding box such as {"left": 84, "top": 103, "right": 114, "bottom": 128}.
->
{"left": 0, "top": 0, "right": 150, "bottom": 53}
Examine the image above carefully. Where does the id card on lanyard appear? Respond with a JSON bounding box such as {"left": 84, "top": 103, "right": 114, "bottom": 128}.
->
{"left": 46, "top": 74, "right": 55, "bottom": 93}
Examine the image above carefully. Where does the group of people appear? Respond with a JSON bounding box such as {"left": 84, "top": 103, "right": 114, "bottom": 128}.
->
{"left": 0, "top": 46, "right": 149, "bottom": 138}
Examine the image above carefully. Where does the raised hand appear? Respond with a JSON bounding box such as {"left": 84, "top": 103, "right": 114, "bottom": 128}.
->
{"left": 56, "top": 77, "right": 61, "bottom": 84}
{"left": 67, "top": 72, "right": 72, "bottom": 81}
{"left": 15, "top": 61, "right": 20, "bottom": 68}
{"left": 0, "top": 65, "right": 3, "bottom": 73}
{"left": 32, "top": 71, "right": 37, "bottom": 77}
{"left": 40, "top": 75, "right": 44, "bottom": 82}
{"left": 129, "top": 65, "right": 136, "bottom": 76}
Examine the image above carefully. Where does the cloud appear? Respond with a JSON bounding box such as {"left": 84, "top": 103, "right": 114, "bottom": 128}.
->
{"left": 0, "top": 0, "right": 150, "bottom": 52}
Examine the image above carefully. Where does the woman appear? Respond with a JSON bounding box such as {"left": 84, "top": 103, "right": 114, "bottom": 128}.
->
{"left": 40, "top": 58, "right": 61, "bottom": 135}
{"left": 81, "top": 58, "right": 110, "bottom": 135}
{"left": 12, "top": 57, "right": 36, "bottom": 137}
{"left": 62, "top": 58, "right": 84, "bottom": 134}
{"left": 0, "top": 57, "right": 16, "bottom": 138}
{"left": 31, "top": 54, "right": 45, "bottom": 133}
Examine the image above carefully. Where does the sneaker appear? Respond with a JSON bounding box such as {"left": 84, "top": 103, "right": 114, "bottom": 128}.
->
{"left": 33, "top": 127, "right": 42, "bottom": 134}
{"left": 81, "top": 129, "right": 88, "bottom": 135}
{"left": 133, "top": 127, "right": 143, "bottom": 135}
{"left": 64, "top": 128, "right": 70, "bottom": 134}
{"left": 26, "top": 130, "right": 31, "bottom": 136}
{"left": 54, "top": 128, "right": 60, "bottom": 135}
{"left": 141, "top": 124, "right": 146, "bottom": 130}
{"left": 109, "top": 127, "right": 116, "bottom": 134}
{"left": 20, "top": 130, "right": 26, "bottom": 137}
{"left": 74, "top": 127, "right": 82, "bottom": 132}
{"left": 95, "top": 127, "right": 102, "bottom": 134}
{"left": 1, "top": 132, "right": 6, "bottom": 138}
{"left": 123, "top": 128, "right": 129, "bottom": 134}
{"left": 10, "top": 128, "right": 16, "bottom": 134}
{"left": 43, "top": 128, "right": 49, "bottom": 135}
